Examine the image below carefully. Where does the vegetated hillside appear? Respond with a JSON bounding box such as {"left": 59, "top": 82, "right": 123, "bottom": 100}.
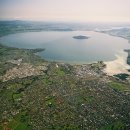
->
{"left": 0, "top": 44, "right": 130, "bottom": 130}
{"left": 1, "top": 20, "right": 130, "bottom": 37}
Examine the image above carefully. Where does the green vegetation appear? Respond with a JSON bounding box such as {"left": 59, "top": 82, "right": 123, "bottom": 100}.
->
{"left": 0, "top": 44, "right": 45, "bottom": 69}
{"left": 114, "top": 73, "right": 129, "bottom": 80}
{"left": 0, "top": 21, "right": 73, "bottom": 37}
{"left": 45, "top": 95, "right": 56, "bottom": 107}
{"left": 100, "top": 121, "right": 125, "bottom": 130}
{"left": 109, "top": 82, "right": 128, "bottom": 92}
{"left": 13, "top": 93, "right": 22, "bottom": 101}
{"left": 8, "top": 111, "right": 30, "bottom": 130}
{"left": 0, "top": 62, "right": 16, "bottom": 75}
{"left": 125, "top": 50, "right": 130, "bottom": 65}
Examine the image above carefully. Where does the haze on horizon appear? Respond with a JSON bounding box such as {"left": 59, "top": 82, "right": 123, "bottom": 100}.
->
{"left": 0, "top": 0, "right": 130, "bottom": 23}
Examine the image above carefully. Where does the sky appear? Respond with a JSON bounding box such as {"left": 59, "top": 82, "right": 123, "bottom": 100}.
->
{"left": 0, "top": 0, "right": 130, "bottom": 22}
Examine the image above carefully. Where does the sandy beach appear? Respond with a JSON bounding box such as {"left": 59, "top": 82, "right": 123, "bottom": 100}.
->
{"left": 104, "top": 51, "right": 130, "bottom": 76}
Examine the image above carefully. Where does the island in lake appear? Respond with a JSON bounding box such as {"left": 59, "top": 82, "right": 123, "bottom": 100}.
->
{"left": 73, "top": 35, "right": 90, "bottom": 39}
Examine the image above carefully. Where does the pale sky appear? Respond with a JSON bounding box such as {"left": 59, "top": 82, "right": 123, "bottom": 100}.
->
{"left": 0, "top": 0, "right": 130, "bottom": 22}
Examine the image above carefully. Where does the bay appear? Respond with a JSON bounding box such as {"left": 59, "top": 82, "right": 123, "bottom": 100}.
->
{"left": 0, "top": 31, "right": 130, "bottom": 64}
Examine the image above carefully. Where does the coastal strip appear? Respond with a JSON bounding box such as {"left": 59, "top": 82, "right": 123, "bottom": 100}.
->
{"left": 104, "top": 51, "right": 130, "bottom": 76}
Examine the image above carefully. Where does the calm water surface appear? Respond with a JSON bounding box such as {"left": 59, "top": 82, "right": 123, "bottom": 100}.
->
{"left": 0, "top": 31, "right": 130, "bottom": 64}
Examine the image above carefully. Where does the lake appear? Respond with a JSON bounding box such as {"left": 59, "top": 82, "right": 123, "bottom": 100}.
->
{"left": 0, "top": 31, "right": 130, "bottom": 64}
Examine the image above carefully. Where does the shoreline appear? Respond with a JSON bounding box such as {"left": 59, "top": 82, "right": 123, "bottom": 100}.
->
{"left": 104, "top": 51, "right": 130, "bottom": 76}
{"left": 1, "top": 30, "right": 130, "bottom": 76}
{"left": 96, "top": 30, "right": 130, "bottom": 75}
{"left": 1, "top": 42, "right": 130, "bottom": 76}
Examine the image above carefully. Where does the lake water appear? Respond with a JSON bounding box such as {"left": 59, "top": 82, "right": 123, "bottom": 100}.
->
{"left": 0, "top": 31, "right": 130, "bottom": 64}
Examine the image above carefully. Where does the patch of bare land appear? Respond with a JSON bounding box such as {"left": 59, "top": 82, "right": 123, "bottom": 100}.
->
{"left": 104, "top": 51, "right": 130, "bottom": 76}
{"left": 1, "top": 63, "right": 48, "bottom": 82}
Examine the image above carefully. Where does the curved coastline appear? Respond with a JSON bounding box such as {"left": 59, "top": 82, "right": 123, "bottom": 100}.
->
{"left": 95, "top": 30, "right": 130, "bottom": 75}
{"left": 0, "top": 30, "right": 130, "bottom": 76}
{"left": 96, "top": 29, "right": 130, "bottom": 65}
